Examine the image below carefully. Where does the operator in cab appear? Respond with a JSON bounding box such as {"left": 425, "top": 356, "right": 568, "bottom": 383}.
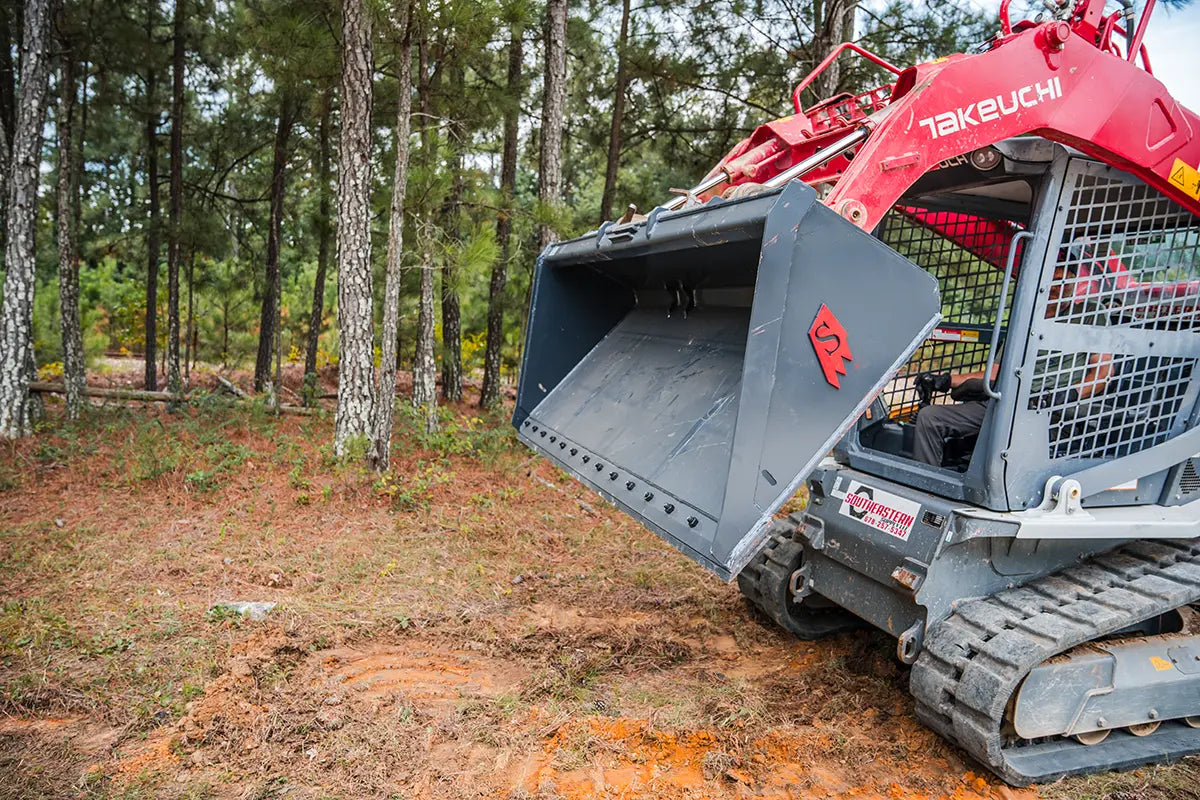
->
{"left": 910, "top": 261, "right": 1114, "bottom": 467}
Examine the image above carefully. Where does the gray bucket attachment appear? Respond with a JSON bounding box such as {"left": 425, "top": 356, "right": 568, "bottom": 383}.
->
{"left": 514, "top": 182, "right": 940, "bottom": 580}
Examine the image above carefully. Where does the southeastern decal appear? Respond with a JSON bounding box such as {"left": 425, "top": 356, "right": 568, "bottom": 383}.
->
{"left": 838, "top": 480, "right": 921, "bottom": 541}
{"left": 918, "top": 77, "right": 1063, "bottom": 140}
{"left": 808, "top": 304, "right": 853, "bottom": 389}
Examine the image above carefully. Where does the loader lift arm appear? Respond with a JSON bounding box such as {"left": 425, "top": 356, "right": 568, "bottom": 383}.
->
{"left": 690, "top": 0, "right": 1200, "bottom": 233}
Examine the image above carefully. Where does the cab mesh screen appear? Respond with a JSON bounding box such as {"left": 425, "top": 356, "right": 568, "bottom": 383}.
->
{"left": 877, "top": 207, "right": 1021, "bottom": 420}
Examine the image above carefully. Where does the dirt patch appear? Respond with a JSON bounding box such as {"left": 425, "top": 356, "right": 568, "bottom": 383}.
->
{"left": 0, "top": 715, "right": 122, "bottom": 755}
{"left": 513, "top": 716, "right": 1033, "bottom": 800}
{"left": 321, "top": 644, "right": 527, "bottom": 709}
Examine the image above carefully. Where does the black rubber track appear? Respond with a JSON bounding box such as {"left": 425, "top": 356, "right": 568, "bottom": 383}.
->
{"left": 911, "top": 538, "right": 1200, "bottom": 785}
{"left": 737, "top": 515, "right": 865, "bottom": 640}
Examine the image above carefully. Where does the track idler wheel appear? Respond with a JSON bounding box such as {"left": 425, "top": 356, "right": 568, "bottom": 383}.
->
{"left": 1074, "top": 730, "right": 1110, "bottom": 746}
{"left": 737, "top": 516, "right": 864, "bottom": 640}
{"left": 1128, "top": 721, "right": 1161, "bottom": 737}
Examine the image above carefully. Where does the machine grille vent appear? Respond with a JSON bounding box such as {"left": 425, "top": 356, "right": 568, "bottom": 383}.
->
{"left": 1181, "top": 459, "right": 1200, "bottom": 495}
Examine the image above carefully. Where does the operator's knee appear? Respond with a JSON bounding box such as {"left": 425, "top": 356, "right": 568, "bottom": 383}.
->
{"left": 912, "top": 405, "right": 950, "bottom": 466}
{"left": 916, "top": 405, "right": 949, "bottom": 436}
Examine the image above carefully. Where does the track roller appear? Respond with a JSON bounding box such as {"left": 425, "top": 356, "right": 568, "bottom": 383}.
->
{"left": 1074, "top": 730, "right": 1110, "bottom": 746}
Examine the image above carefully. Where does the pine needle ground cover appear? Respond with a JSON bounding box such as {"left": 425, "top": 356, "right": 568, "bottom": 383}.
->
{"left": 1, "top": 401, "right": 1195, "bottom": 800}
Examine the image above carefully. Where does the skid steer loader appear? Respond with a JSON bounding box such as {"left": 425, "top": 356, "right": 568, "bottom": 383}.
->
{"left": 513, "top": 0, "right": 1200, "bottom": 784}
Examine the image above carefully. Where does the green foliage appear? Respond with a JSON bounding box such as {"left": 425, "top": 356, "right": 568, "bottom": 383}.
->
{"left": 373, "top": 460, "right": 453, "bottom": 511}
{"left": 399, "top": 404, "right": 516, "bottom": 460}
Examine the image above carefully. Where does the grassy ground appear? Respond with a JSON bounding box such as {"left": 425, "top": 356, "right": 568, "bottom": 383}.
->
{"left": 0, "top": 395, "right": 1196, "bottom": 799}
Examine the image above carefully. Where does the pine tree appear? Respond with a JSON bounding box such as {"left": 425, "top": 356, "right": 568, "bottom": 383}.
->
{"left": 334, "top": 0, "right": 376, "bottom": 456}
{"left": 411, "top": 10, "right": 438, "bottom": 433}
{"left": 304, "top": 86, "right": 333, "bottom": 398}
{"left": 166, "top": 0, "right": 185, "bottom": 406}
{"left": 439, "top": 64, "right": 464, "bottom": 405}
{"left": 370, "top": 2, "right": 413, "bottom": 471}
{"left": 57, "top": 31, "right": 84, "bottom": 420}
{"left": 143, "top": 0, "right": 161, "bottom": 391}
{"left": 0, "top": 0, "right": 52, "bottom": 439}
{"left": 538, "top": 0, "right": 567, "bottom": 251}
{"left": 480, "top": 18, "right": 522, "bottom": 409}
{"left": 599, "top": 0, "right": 629, "bottom": 225}
{"left": 254, "top": 91, "right": 297, "bottom": 396}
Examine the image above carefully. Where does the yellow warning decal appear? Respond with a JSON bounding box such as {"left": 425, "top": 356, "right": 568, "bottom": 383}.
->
{"left": 1150, "top": 655, "right": 1174, "bottom": 672}
{"left": 1168, "top": 158, "right": 1200, "bottom": 201}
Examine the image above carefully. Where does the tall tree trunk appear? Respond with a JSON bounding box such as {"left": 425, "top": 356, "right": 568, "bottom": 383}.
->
{"left": 144, "top": 73, "right": 159, "bottom": 389}
{"left": 0, "top": 0, "right": 51, "bottom": 439}
{"left": 334, "top": 0, "right": 376, "bottom": 456}
{"left": 74, "top": 57, "right": 85, "bottom": 238}
{"left": 143, "top": 0, "right": 160, "bottom": 391}
{"left": 411, "top": 18, "right": 437, "bottom": 433}
{"left": 439, "top": 64, "right": 464, "bottom": 404}
{"left": 57, "top": 41, "right": 84, "bottom": 420}
{"left": 166, "top": 0, "right": 185, "bottom": 407}
{"left": 538, "top": 0, "right": 567, "bottom": 251}
{"left": 479, "top": 21, "right": 522, "bottom": 409}
{"left": 304, "top": 86, "right": 333, "bottom": 397}
{"left": 185, "top": 248, "right": 195, "bottom": 384}
{"left": 0, "top": 6, "right": 9, "bottom": 234}
{"left": 369, "top": 11, "right": 413, "bottom": 472}
{"left": 0, "top": 4, "right": 14, "bottom": 155}
{"left": 599, "top": 0, "right": 629, "bottom": 225}
{"left": 255, "top": 93, "right": 296, "bottom": 393}
{"left": 811, "top": 0, "right": 858, "bottom": 100}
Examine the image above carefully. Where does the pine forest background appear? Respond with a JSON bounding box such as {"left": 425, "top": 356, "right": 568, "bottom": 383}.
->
{"left": 0, "top": 0, "right": 990, "bottom": 455}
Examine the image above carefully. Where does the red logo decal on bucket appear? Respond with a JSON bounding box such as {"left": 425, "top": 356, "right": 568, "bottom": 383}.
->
{"left": 809, "top": 304, "right": 853, "bottom": 389}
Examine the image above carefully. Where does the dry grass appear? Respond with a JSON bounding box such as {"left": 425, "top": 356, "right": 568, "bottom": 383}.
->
{"left": 0, "top": 396, "right": 1195, "bottom": 799}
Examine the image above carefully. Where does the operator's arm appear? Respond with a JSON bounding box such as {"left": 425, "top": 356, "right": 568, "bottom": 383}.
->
{"left": 1077, "top": 352, "right": 1113, "bottom": 400}
{"left": 950, "top": 363, "right": 1000, "bottom": 388}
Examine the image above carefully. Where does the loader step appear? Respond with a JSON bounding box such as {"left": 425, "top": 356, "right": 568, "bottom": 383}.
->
{"left": 911, "top": 539, "right": 1200, "bottom": 785}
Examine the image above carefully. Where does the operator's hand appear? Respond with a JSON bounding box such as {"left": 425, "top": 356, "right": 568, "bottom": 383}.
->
{"left": 914, "top": 371, "right": 952, "bottom": 394}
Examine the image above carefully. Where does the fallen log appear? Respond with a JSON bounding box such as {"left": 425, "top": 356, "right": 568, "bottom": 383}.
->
{"left": 28, "top": 381, "right": 320, "bottom": 416}
{"left": 215, "top": 374, "right": 251, "bottom": 400}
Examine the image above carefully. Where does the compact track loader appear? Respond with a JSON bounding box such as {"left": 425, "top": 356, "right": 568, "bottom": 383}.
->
{"left": 514, "top": 0, "right": 1200, "bottom": 784}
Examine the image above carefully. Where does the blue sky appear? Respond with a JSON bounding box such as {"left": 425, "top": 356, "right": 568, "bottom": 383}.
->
{"left": 1141, "top": 3, "right": 1200, "bottom": 111}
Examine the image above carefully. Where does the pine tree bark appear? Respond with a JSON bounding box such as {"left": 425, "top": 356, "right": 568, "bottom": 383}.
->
{"left": 185, "top": 248, "right": 194, "bottom": 383}
{"left": 0, "top": 8, "right": 8, "bottom": 231}
{"left": 304, "top": 86, "right": 333, "bottom": 395}
{"left": 0, "top": 4, "right": 14, "bottom": 156}
{"left": 479, "top": 21, "right": 522, "bottom": 409}
{"left": 334, "top": 0, "right": 376, "bottom": 456}
{"left": 0, "top": 0, "right": 52, "bottom": 439}
{"left": 538, "top": 0, "right": 567, "bottom": 251}
{"left": 811, "top": 0, "right": 858, "bottom": 100}
{"left": 411, "top": 20, "right": 437, "bottom": 433}
{"left": 369, "top": 10, "right": 413, "bottom": 472}
{"left": 57, "top": 42, "right": 84, "bottom": 420}
{"left": 142, "top": 5, "right": 159, "bottom": 390}
{"left": 599, "top": 0, "right": 629, "bottom": 225}
{"left": 166, "top": 0, "right": 185, "bottom": 407}
{"left": 255, "top": 92, "right": 296, "bottom": 394}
